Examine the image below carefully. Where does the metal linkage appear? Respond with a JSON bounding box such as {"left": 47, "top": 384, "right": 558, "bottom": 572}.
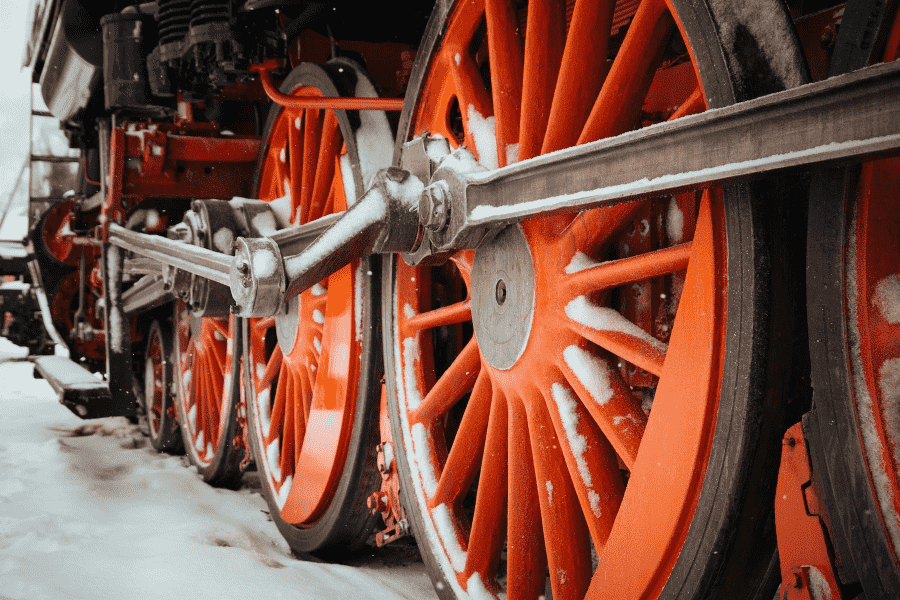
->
{"left": 110, "top": 60, "right": 900, "bottom": 318}
{"left": 411, "top": 58, "right": 900, "bottom": 259}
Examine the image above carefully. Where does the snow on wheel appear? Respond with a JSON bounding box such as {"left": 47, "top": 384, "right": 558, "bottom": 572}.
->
{"left": 174, "top": 303, "right": 245, "bottom": 487}
{"left": 142, "top": 317, "right": 183, "bottom": 453}
{"left": 243, "top": 60, "right": 390, "bottom": 555}
{"left": 383, "top": 1, "right": 808, "bottom": 599}
{"left": 805, "top": 2, "right": 900, "bottom": 596}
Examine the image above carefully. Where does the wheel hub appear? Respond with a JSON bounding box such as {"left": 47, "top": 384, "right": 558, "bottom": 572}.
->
{"left": 471, "top": 225, "right": 535, "bottom": 370}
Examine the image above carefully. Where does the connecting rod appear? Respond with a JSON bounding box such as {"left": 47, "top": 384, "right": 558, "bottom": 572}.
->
{"left": 108, "top": 59, "right": 900, "bottom": 318}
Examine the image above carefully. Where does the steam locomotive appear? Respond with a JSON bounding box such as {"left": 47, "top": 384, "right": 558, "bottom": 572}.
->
{"left": 2, "top": 0, "right": 898, "bottom": 598}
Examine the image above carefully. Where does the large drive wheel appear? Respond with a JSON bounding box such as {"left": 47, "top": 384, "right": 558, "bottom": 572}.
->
{"left": 805, "top": 2, "right": 900, "bottom": 596}
{"left": 384, "top": 1, "right": 808, "bottom": 599}
{"left": 174, "top": 303, "right": 245, "bottom": 487}
{"left": 243, "top": 60, "right": 390, "bottom": 555}
{"left": 143, "top": 317, "right": 183, "bottom": 453}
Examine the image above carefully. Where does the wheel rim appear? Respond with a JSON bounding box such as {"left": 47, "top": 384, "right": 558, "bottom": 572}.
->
{"left": 246, "top": 85, "right": 364, "bottom": 525}
{"left": 387, "top": 1, "right": 764, "bottom": 598}
{"left": 846, "top": 23, "right": 900, "bottom": 565}
{"left": 145, "top": 325, "right": 165, "bottom": 439}
{"left": 175, "top": 304, "right": 234, "bottom": 467}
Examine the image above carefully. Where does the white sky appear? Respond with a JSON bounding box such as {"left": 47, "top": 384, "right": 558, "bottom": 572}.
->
{"left": 0, "top": 0, "right": 35, "bottom": 240}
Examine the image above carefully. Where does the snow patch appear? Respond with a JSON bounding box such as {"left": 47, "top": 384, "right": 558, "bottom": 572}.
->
{"left": 402, "top": 337, "right": 423, "bottom": 410}
{"left": 313, "top": 309, "right": 325, "bottom": 325}
{"left": 311, "top": 283, "right": 326, "bottom": 296}
{"left": 565, "top": 296, "right": 666, "bottom": 352}
{"left": 563, "top": 345, "right": 614, "bottom": 405}
{"left": 354, "top": 262, "right": 364, "bottom": 343}
{"left": 466, "top": 572, "right": 495, "bottom": 600}
{"left": 411, "top": 423, "right": 438, "bottom": 498}
{"left": 340, "top": 154, "right": 358, "bottom": 207}
{"left": 807, "top": 566, "right": 833, "bottom": 600}
{"left": 873, "top": 274, "right": 900, "bottom": 324}
{"left": 454, "top": 53, "right": 462, "bottom": 66}
{"left": 404, "top": 303, "right": 416, "bottom": 319}
{"left": 466, "top": 105, "right": 499, "bottom": 171}
{"left": 667, "top": 198, "right": 684, "bottom": 243}
{"left": 550, "top": 383, "right": 592, "bottom": 489}
{"left": 431, "top": 503, "right": 466, "bottom": 572}
{"left": 506, "top": 143, "right": 519, "bottom": 165}
{"left": 588, "top": 490, "right": 602, "bottom": 519}
{"left": 565, "top": 251, "right": 600, "bottom": 275}
{"left": 546, "top": 480, "right": 554, "bottom": 506}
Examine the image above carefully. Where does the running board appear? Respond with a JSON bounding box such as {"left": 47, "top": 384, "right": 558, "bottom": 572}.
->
{"left": 32, "top": 356, "right": 128, "bottom": 419}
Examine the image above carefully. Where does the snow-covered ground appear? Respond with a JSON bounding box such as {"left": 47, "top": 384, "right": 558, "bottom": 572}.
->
{"left": 0, "top": 339, "right": 434, "bottom": 600}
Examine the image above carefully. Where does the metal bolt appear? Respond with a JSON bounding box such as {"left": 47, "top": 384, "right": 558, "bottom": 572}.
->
{"left": 420, "top": 180, "right": 450, "bottom": 231}
{"left": 385, "top": 166, "right": 409, "bottom": 183}
{"left": 366, "top": 492, "right": 388, "bottom": 513}
{"left": 495, "top": 279, "right": 507, "bottom": 305}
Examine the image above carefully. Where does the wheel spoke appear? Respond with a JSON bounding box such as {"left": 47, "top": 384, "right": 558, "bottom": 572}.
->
{"left": 546, "top": 378, "right": 625, "bottom": 544}
{"left": 528, "top": 392, "right": 592, "bottom": 600}
{"left": 288, "top": 111, "right": 303, "bottom": 215}
{"left": 307, "top": 110, "right": 341, "bottom": 223}
{"left": 402, "top": 301, "right": 472, "bottom": 338}
{"left": 265, "top": 368, "right": 286, "bottom": 446}
{"left": 431, "top": 370, "right": 493, "bottom": 509}
{"left": 517, "top": 0, "right": 566, "bottom": 162}
{"left": 506, "top": 396, "right": 547, "bottom": 599}
{"left": 542, "top": 0, "right": 616, "bottom": 154}
{"left": 279, "top": 370, "right": 295, "bottom": 477}
{"left": 565, "top": 242, "right": 692, "bottom": 297}
{"left": 669, "top": 85, "right": 705, "bottom": 120}
{"left": 566, "top": 296, "right": 667, "bottom": 376}
{"left": 301, "top": 108, "right": 323, "bottom": 218}
{"left": 260, "top": 344, "right": 283, "bottom": 392}
{"left": 406, "top": 333, "right": 477, "bottom": 421}
{"left": 449, "top": 250, "right": 475, "bottom": 288}
{"left": 578, "top": 0, "right": 675, "bottom": 144}
{"left": 484, "top": 0, "right": 524, "bottom": 167}
{"left": 560, "top": 202, "right": 644, "bottom": 260}
{"left": 559, "top": 346, "right": 646, "bottom": 469}
{"left": 462, "top": 379, "right": 507, "bottom": 588}
{"left": 447, "top": 49, "right": 494, "bottom": 166}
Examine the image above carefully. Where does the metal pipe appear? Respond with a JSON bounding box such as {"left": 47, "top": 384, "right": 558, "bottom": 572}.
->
{"left": 251, "top": 63, "right": 405, "bottom": 111}
{"left": 107, "top": 223, "right": 232, "bottom": 287}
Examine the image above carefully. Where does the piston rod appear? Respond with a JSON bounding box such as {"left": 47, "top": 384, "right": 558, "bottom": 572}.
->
{"left": 416, "top": 59, "right": 900, "bottom": 255}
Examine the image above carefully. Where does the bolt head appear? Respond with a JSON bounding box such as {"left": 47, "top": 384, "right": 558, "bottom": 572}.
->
{"left": 420, "top": 181, "right": 449, "bottom": 231}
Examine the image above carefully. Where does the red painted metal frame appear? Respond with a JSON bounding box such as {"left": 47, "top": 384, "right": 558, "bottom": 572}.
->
{"left": 101, "top": 123, "right": 260, "bottom": 239}
{"left": 776, "top": 423, "right": 843, "bottom": 600}
{"left": 251, "top": 60, "right": 405, "bottom": 111}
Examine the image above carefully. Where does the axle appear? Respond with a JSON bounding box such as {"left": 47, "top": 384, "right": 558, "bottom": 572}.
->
{"left": 109, "top": 59, "right": 900, "bottom": 318}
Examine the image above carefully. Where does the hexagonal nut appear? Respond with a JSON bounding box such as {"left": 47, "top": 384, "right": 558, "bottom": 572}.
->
{"left": 419, "top": 180, "right": 451, "bottom": 231}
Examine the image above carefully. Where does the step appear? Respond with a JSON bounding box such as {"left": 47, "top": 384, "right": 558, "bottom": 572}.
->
{"left": 31, "top": 356, "right": 122, "bottom": 419}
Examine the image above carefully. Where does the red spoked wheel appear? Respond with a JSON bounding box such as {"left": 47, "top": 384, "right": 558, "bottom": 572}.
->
{"left": 805, "top": 4, "right": 900, "bottom": 596}
{"left": 243, "top": 59, "right": 390, "bottom": 555}
{"left": 174, "top": 303, "right": 245, "bottom": 487}
{"left": 142, "top": 317, "right": 183, "bottom": 453}
{"left": 384, "top": 1, "right": 808, "bottom": 599}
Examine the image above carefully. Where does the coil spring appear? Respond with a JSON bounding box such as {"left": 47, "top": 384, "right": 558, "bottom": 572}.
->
{"left": 158, "top": 0, "right": 190, "bottom": 46}
{"left": 190, "top": 0, "right": 231, "bottom": 29}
